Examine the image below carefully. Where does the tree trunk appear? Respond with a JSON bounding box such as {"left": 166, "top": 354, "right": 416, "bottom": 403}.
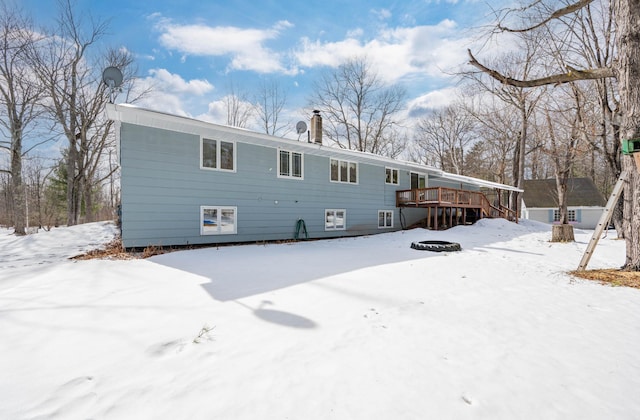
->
{"left": 66, "top": 141, "right": 77, "bottom": 226}
{"left": 551, "top": 224, "right": 575, "bottom": 242}
{"left": 612, "top": 191, "right": 624, "bottom": 238}
{"left": 622, "top": 155, "right": 640, "bottom": 270}
{"left": 84, "top": 181, "right": 94, "bottom": 223}
{"left": 555, "top": 178, "right": 570, "bottom": 227}
{"left": 616, "top": 0, "right": 640, "bottom": 271}
{"left": 11, "top": 131, "right": 25, "bottom": 235}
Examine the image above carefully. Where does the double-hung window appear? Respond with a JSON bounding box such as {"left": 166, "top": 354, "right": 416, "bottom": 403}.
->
{"left": 278, "top": 149, "right": 303, "bottom": 179}
{"left": 378, "top": 210, "right": 394, "bottom": 228}
{"left": 385, "top": 168, "right": 399, "bottom": 185}
{"left": 201, "top": 206, "right": 237, "bottom": 235}
{"left": 325, "top": 209, "right": 346, "bottom": 231}
{"left": 201, "top": 138, "right": 235, "bottom": 171}
{"left": 330, "top": 158, "right": 357, "bottom": 184}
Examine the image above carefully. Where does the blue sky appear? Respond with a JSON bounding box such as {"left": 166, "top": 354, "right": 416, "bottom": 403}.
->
{"left": 24, "top": 0, "right": 509, "bottom": 131}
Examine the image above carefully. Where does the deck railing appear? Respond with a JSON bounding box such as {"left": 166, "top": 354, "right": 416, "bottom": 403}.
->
{"left": 489, "top": 204, "right": 518, "bottom": 222}
{"left": 399, "top": 186, "right": 519, "bottom": 219}
{"left": 396, "top": 187, "right": 489, "bottom": 209}
{"left": 396, "top": 186, "right": 517, "bottom": 225}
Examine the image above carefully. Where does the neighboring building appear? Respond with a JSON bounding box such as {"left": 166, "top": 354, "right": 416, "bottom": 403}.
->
{"left": 521, "top": 178, "right": 607, "bottom": 229}
{"left": 107, "top": 104, "right": 522, "bottom": 248}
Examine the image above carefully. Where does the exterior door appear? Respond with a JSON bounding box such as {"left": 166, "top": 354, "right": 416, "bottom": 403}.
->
{"left": 411, "top": 172, "right": 426, "bottom": 189}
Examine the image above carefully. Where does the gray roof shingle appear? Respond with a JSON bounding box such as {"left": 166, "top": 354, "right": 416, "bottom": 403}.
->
{"left": 522, "top": 178, "right": 607, "bottom": 208}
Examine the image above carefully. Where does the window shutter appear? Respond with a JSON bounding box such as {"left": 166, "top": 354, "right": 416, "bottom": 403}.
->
{"left": 548, "top": 209, "right": 554, "bottom": 222}
{"left": 576, "top": 209, "right": 582, "bottom": 222}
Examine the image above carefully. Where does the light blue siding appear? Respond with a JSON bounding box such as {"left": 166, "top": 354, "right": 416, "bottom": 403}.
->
{"left": 119, "top": 123, "right": 429, "bottom": 247}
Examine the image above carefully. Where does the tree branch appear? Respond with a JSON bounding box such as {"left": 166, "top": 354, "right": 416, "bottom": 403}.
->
{"left": 467, "top": 49, "right": 614, "bottom": 88}
{"left": 497, "top": 0, "right": 595, "bottom": 33}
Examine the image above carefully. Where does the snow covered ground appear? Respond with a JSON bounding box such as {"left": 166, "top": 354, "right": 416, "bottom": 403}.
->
{"left": 0, "top": 219, "right": 638, "bottom": 420}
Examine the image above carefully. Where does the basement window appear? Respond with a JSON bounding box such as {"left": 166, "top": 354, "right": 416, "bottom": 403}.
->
{"left": 325, "top": 209, "right": 346, "bottom": 231}
{"left": 201, "top": 206, "right": 237, "bottom": 235}
{"left": 378, "top": 210, "right": 394, "bottom": 228}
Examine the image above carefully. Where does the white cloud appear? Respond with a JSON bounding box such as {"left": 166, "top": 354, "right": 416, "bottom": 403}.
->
{"left": 196, "top": 95, "right": 256, "bottom": 127}
{"left": 156, "top": 19, "right": 296, "bottom": 74}
{"left": 371, "top": 8, "right": 392, "bottom": 20}
{"left": 196, "top": 100, "right": 227, "bottom": 124}
{"left": 406, "top": 86, "right": 461, "bottom": 115}
{"left": 346, "top": 28, "right": 364, "bottom": 39}
{"left": 295, "top": 37, "right": 365, "bottom": 68}
{"left": 137, "top": 90, "right": 190, "bottom": 117}
{"left": 147, "top": 68, "right": 213, "bottom": 95}
{"left": 294, "top": 19, "right": 471, "bottom": 84}
{"left": 131, "top": 69, "right": 214, "bottom": 117}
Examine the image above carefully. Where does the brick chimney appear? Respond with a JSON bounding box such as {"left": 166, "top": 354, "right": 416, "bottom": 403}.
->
{"left": 310, "top": 110, "right": 322, "bottom": 144}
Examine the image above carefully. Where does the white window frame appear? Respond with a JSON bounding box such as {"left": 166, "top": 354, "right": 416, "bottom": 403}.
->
{"left": 553, "top": 209, "right": 576, "bottom": 222}
{"left": 378, "top": 210, "right": 394, "bottom": 228}
{"left": 200, "top": 137, "right": 236, "bottom": 172}
{"left": 385, "top": 167, "right": 399, "bottom": 185}
{"left": 277, "top": 149, "right": 304, "bottom": 179}
{"left": 330, "top": 158, "right": 358, "bottom": 184}
{"left": 325, "top": 209, "right": 346, "bottom": 231}
{"left": 200, "top": 206, "right": 238, "bottom": 235}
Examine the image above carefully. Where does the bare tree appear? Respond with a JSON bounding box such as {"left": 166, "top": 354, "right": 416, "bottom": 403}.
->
{"left": 463, "top": 34, "right": 546, "bottom": 215}
{"left": 308, "top": 56, "right": 407, "bottom": 157}
{"left": 413, "top": 103, "right": 476, "bottom": 174}
{"left": 80, "top": 48, "right": 137, "bottom": 222}
{"left": 540, "top": 84, "right": 593, "bottom": 241}
{"left": 0, "top": 1, "right": 45, "bottom": 234}
{"left": 469, "top": 0, "right": 640, "bottom": 270}
{"left": 254, "top": 78, "right": 290, "bottom": 137}
{"left": 28, "top": 0, "right": 109, "bottom": 225}
{"left": 223, "top": 79, "right": 254, "bottom": 129}
{"left": 28, "top": 0, "right": 137, "bottom": 225}
{"left": 569, "top": 0, "right": 623, "bottom": 234}
{"left": 464, "top": 95, "right": 522, "bottom": 184}
{"left": 0, "top": 171, "right": 10, "bottom": 225}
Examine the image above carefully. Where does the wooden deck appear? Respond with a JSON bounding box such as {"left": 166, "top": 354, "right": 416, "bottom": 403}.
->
{"left": 396, "top": 187, "right": 516, "bottom": 230}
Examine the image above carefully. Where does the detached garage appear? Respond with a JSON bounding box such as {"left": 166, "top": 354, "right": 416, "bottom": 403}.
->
{"left": 521, "top": 178, "right": 607, "bottom": 229}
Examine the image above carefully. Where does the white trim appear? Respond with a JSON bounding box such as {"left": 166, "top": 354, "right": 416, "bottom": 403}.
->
{"left": 200, "top": 206, "right": 238, "bottom": 235}
{"left": 385, "top": 167, "right": 399, "bottom": 185}
{"left": 200, "top": 137, "right": 237, "bottom": 173}
{"left": 553, "top": 208, "right": 577, "bottom": 222}
{"left": 439, "top": 172, "right": 523, "bottom": 192}
{"left": 330, "top": 158, "right": 359, "bottom": 184}
{"left": 325, "top": 209, "right": 346, "bottom": 231}
{"left": 277, "top": 148, "right": 304, "bottom": 180}
{"left": 378, "top": 210, "right": 394, "bottom": 228}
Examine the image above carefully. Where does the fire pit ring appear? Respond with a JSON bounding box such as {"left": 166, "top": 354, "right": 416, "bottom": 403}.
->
{"left": 410, "top": 240, "right": 461, "bottom": 252}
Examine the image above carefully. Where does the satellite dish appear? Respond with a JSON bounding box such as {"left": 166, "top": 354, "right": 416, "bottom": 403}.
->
{"left": 102, "top": 66, "right": 123, "bottom": 103}
{"left": 102, "top": 66, "right": 123, "bottom": 88}
{"left": 296, "top": 121, "right": 307, "bottom": 134}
